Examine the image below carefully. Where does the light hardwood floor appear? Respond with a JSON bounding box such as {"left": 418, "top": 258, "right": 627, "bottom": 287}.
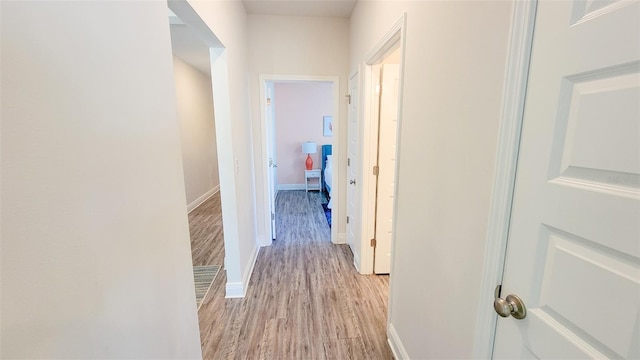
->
{"left": 188, "top": 190, "right": 393, "bottom": 359}
{"left": 189, "top": 191, "right": 224, "bottom": 267}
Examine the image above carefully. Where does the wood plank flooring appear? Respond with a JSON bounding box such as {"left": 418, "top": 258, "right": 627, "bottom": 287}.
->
{"left": 188, "top": 190, "right": 393, "bottom": 359}
{"left": 189, "top": 191, "right": 225, "bottom": 267}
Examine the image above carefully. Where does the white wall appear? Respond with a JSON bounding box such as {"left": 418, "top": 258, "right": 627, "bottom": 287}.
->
{"left": 1, "top": 1, "right": 201, "bottom": 358}
{"left": 247, "top": 15, "right": 350, "bottom": 244}
{"left": 172, "top": 56, "right": 220, "bottom": 209}
{"left": 350, "top": 1, "right": 513, "bottom": 358}
{"left": 274, "top": 82, "right": 333, "bottom": 185}
{"left": 186, "top": 0, "right": 259, "bottom": 297}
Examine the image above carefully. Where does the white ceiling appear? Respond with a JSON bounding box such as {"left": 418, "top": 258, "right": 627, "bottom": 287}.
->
{"left": 242, "top": 0, "right": 357, "bottom": 18}
{"left": 169, "top": 1, "right": 357, "bottom": 76}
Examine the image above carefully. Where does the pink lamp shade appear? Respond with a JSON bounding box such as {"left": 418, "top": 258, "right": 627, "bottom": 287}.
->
{"left": 302, "top": 142, "right": 317, "bottom": 170}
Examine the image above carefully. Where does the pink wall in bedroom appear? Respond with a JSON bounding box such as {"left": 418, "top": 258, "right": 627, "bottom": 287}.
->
{"left": 274, "top": 82, "right": 333, "bottom": 185}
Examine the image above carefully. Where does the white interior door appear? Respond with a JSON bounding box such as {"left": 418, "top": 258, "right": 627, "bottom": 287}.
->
{"left": 494, "top": 1, "right": 640, "bottom": 358}
{"left": 347, "top": 71, "right": 359, "bottom": 252}
{"left": 266, "top": 82, "right": 278, "bottom": 240}
{"left": 374, "top": 64, "right": 400, "bottom": 274}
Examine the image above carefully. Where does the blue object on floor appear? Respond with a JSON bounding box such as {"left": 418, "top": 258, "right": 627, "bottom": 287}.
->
{"left": 321, "top": 203, "right": 331, "bottom": 228}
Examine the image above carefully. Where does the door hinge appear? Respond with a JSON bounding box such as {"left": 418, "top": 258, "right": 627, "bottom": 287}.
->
{"left": 370, "top": 238, "right": 377, "bottom": 247}
{"left": 347, "top": 158, "right": 351, "bottom": 166}
{"left": 346, "top": 94, "right": 351, "bottom": 104}
{"left": 373, "top": 166, "right": 379, "bottom": 176}
{"left": 346, "top": 216, "right": 350, "bottom": 224}
{"left": 267, "top": 97, "right": 271, "bottom": 106}
{"left": 271, "top": 213, "right": 275, "bottom": 220}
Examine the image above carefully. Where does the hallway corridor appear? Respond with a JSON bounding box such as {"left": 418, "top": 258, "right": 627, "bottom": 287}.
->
{"left": 190, "top": 190, "right": 392, "bottom": 359}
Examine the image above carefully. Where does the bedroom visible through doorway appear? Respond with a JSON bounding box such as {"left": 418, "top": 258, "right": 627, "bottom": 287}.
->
{"left": 259, "top": 76, "right": 340, "bottom": 244}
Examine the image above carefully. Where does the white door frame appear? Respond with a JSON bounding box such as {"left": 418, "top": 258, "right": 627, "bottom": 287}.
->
{"left": 346, "top": 67, "right": 362, "bottom": 267}
{"left": 265, "top": 82, "right": 277, "bottom": 240}
{"left": 356, "top": 14, "right": 407, "bottom": 275}
{"left": 258, "top": 74, "right": 341, "bottom": 245}
{"left": 473, "top": 1, "right": 538, "bottom": 357}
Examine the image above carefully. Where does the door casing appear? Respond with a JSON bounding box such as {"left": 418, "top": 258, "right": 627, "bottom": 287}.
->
{"left": 346, "top": 68, "right": 361, "bottom": 265}
{"left": 473, "top": 0, "right": 538, "bottom": 357}
{"left": 265, "top": 82, "right": 277, "bottom": 240}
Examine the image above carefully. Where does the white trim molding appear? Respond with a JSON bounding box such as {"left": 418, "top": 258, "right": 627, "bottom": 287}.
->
{"left": 383, "top": 13, "right": 407, "bottom": 327}
{"left": 277, "top": 184, "right": 306, "bottom": 191}
{"left": 352, "top": 248, "right": 361, "bottom": 272}
{"left": 187, "top": 185, "right": 220, "bottom": 213}
{"left": 334, "top": 232, "right": 347, "bottom": 244}
{"left": 225, "top": 243, "right": 260, "bottom": 298}
{"left": 473, "top": 1, "right": 537, "bottom": 358}
{"left": 224, "top": 282, "right": 245, "bottom": 299}
{"left": 387, "top": 323, "right": 410, "bottom": 359}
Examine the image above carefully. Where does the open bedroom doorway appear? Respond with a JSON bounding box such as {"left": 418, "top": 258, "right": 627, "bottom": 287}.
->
{"left": 259, "top": 76, "right": 340, "bottom": 244}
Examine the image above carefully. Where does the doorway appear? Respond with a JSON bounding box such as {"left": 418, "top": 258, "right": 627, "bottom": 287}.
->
{"left": 371, "top": 56, "right": 401, "bottom": 274}
{"left": 167, "top": 0, "right": 247, "bottom": 300}
{"left": 259, "top": 75, "right": 341, "bottom": 245}
{"left": 349, "top": 15, "right": 405, "bottom": 275}
{"left": 168, "top": 9, "right": 220, "bottom": 213}
{"left": 168, "top": 5, "right": 227, "bottom": 315}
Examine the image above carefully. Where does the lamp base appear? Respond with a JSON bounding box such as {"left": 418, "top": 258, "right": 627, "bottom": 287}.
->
{"left": 305, "top": 154, "right": 313, "bottom": 170}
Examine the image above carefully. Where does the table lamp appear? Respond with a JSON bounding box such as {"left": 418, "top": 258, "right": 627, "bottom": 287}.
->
{"left": 302, "top": 142, "right": 317, "bottom": 170}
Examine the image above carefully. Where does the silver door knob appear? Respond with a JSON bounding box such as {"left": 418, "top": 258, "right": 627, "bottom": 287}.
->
{"left": 493, "top": 290, "right": 526, "bottom": 319}
{"left": 349, "top": 179, "right": 356, "bottom": 185}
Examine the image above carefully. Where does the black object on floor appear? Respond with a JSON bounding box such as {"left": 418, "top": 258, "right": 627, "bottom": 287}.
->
{"left": 321, "top": 203, "right": 331, "bottom": 228}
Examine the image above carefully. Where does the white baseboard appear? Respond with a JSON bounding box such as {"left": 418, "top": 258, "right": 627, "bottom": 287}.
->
{"left": 225, "top": 282, "right": 244, "bottom": 298}
{"left": 277, "top": 184, "right": 306, "bottom": 191}
{"left": 388, "top": 323, "right": 410, "bottom": 360}
{"left": 334, "top": 232, "right": 346, "bottom": 244}
{"left": 187, "top": 185, "right": 220, "bottom": 213}
{"left": 225, "top": 242, "right": 260, "bottom": 298}
{"left": 352, "top": 246, "right": 361, "bottom": 272}
{"left": 257, "top": 235, "right": 272, "bottom": 247}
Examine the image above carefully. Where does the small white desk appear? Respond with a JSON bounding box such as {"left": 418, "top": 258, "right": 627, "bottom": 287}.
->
{"left": 304, "top": 169, "right": 322, "bottom": 192}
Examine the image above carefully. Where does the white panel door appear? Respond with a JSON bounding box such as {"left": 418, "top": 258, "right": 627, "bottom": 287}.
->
{"left": 374, "top": 64, "right": 400, "bottom": 274}
{"left": 266, "top": 82, "right": 278, "bottom": 240}
{"left": 347, "top": 71, "right": 359, "bottom": 252}
{"left": 494, "top": 1, "right": 640, "bottom": 358}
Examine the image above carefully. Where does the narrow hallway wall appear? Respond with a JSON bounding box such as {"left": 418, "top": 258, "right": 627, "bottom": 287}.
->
{"left": 1, "top": 2, "right": 202, "bottom": 357}
{"left": 173, "top": 56, "right": 220, "bottom": 210}
{"left": 350, "top": 1, "right": 513, "bottom": 358}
